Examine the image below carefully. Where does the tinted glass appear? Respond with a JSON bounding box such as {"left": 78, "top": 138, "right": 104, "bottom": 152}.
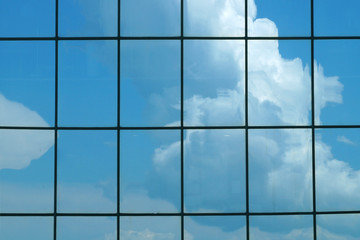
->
{"left": 185, "top": 216, "right": 246, "bottom": 240}
{"left": 317, "top": 214, "right": 360, "bottom": 240}
{"left": 121, "top": 0, "right": 180, "bottom": 36}
{"left": 249, "top": 129, "right": 312, "bottom": 212}
{"left": 248, "top": 40, "right": 311, "bottom": 126}
{"left": 57, "top": 217, "right": 116, "bottom": 240}
{"left": 315, "top": 40, "right": 360, "bottom": 125}
{"left": 0, "top": 41, "right": 55, "bottom": 127}
{"left": 0, "top": 0, "right": 55, "bottom": 37}
{"left": 316, "top": 129, "right": 360, "bottom": 211}
{"left": 57, "top": 130, "right": 117, "bottom": 213}
{"left": 59, "top": 0, "right": 117, "bottom": 37}
{"left": 120, "top": 40, "right": 180, "bottom": 127}
{"left": 58, "top": 40, "right": 117, "bottom": 127}
{"left": 315, "top": 0, "right": 360, "bottom": 36}
{"left": 184, "top": 129, "right": 245, "bottom": 213}
{"left": 0, "top": 130, "right": 54, "bottom": 213}
{"left": 120, "top": 130, "right": 180, "bottom": 213}
{"left": 184, "top": 40, "right": 245, "bottom": 126}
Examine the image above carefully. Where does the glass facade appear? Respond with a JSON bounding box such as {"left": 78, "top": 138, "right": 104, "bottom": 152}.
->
{"left": 1, "top": 0, "right": 360, "bottom": 239}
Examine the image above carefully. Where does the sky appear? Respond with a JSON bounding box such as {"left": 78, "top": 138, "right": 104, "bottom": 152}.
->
{"left": 1, "top": 0, "right": 360, "bottom": 239}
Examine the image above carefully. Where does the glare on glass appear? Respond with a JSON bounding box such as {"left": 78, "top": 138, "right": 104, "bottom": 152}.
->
{"left": 58, "top": 40, "right": 117, "bottom": 127}
{"left": 120, "top": 40, "right": 180, "bottom": 127}
{"left": 315, "top": 40, "right": 360, "bottom": 125}
{"left": 316, "top": 129, "right": 360, "bottom": 211}
{"left": 250, "top": 215, "right": 313, "bottom": 240}
{"left": 315, "top": 0, "right": 360, "bottom": 36}
{"left": 0, "top": 217, "right": 53, "bottom": 240}
{"left": 184, "top": 129, "right": 245, "bottom": 213}
{"left": 249, "top": 129, "right": 312, "bottom": 212}
{"left": 57, "top": 130, "right": 117, "bottom": 213}
{"left": 0, "top": 130, "right": 54, "bottom": 213}
{"left": 120, "top": 216, "right": 181, "bottom": 240}
{"left": 121, "top": 0, "right": 180, "bottom": 36}
{"left": 248, "top": 0, "right": 310, "bottom": 37}
{"left": 0, "top": 0, "right": 55, "bottom": 37}
{"left": 248, "top": 40, "right": 311, "bottom": 126}
{"left": 0, "top": 41, "right": 55, "bottom": 127}
{"left": 317, "top": 214, "right": 360, "bottom": 240}
{"left": 185, "top": 216, "right": 246, "bottom": 240}
{"left": 59, "top": 0, "right": 117, "bottom": 37}
{"left": 184, "top": 0, "right": 245, "bottom": 36}
{"left": 184, "top": 40, "right": 245, "bottom": 126}
{"left": 120, "top": 130, "right": 180, "bottom": 213}
{"left": 57, "top": 217, "right": 116, "bottom": 240}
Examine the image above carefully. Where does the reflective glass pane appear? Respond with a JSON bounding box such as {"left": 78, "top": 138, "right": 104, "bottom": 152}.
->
{"left": 184, "top": 129, "right": 245, "bottom": 213}
{"left": 316, "top": 129, "right": 360, "bottom": 211}
{"left": 185, "top": 216, "right": 246, "bottom": 240}
{"left": 0, "top": 0, "right": 55, "bottom": 37}
{"left": 184, "top": 40, "right": 245, "bottom": 126}
{"left": 59, "top": 0, "right": 117, "bottom": 37}
{"left": 250, "top": 215, "right": 313, "bottom": 240}
{"left": 57, "top": 217, "right": 116, "bottom": 240}
{"left": 58, "top": 40, "right": 117, "bottom": 127}
{"left": 120, "top": 40, "right": 180, "bottom": 127}
{"left": 0, "top": 130, "right": 54, "bottom": 213}
{"left": 315, "top": 40, "right": 360, "bottom": 125}
{"left": 120, "top": 130, "right": 180, "bottom": 213}
{"left": 120, "top": 216, "right": 180, "bottom": 240}
{"left": 0, "top": 217, "right": 53, "bottom": 240}
{"left": 317, "top": 214, "right": 360, "bottom": 240}
{"left": 248, "top": 40, "right": 311, "bottom": 126}
{"left": 184, "top": 0, "right": 245, "bottom": 36}
{"left": 0, "top": 41, "right": 55, "bottom": 127}
{"left": 249, "top": 0, "right": 310, "bottom": 37}
{"left": 57, "top": 130, "right": 117, "bottom": 213}
{"left": 249, "top": 129, "right": 312, "bottom": 212}
{"left": 315, "top": 0, "right": 360, "bottom": 36}
{"left": 121, "top": 0, "right": 180, "bottom": 36}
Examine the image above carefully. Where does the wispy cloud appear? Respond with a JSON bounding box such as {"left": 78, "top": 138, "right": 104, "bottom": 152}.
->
{"left": 337, "top": 135, "right": 357, "bottom": 146}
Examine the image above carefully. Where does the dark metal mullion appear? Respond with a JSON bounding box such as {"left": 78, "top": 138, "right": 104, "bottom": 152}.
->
{"left": 311, "top": 0, "right": 317, "bottom": 239}
{"left": 117, "top": 1, "right": 121, "bottom": 240}
{"left": 180, "top": 0, "right": 185, "bottom": 239}
{"left": 245, "top": 0, "right": 250, "bottom": 240}
{"left": 54, "top": 0, "right": 59, "bottom": 239}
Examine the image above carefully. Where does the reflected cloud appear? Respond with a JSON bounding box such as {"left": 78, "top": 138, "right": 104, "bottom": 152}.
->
{"left": 337, "top": 135, "right": 357, "bottom": 146}
{"left": 0, "top": 94, "right": 53, "bottom": 170}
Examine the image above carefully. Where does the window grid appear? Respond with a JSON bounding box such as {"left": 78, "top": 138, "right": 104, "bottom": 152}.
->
{"left": 0, "top": 0, "right": 359, "bottom": 240}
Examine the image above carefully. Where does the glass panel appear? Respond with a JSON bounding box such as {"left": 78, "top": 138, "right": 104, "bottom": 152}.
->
{"left": 249, "top": 129, "right": 312, "bottom": 212}
{"left": 0, "top": 0, "right": 55, "bottom": 37}
{"left": 249, "top": 0, "right": 310, "bottom": 37}
{"left": 57, "top": 216, "right": 116, "bottom": 240}
{"left": 120, "top": 130, "right": 180, "bottom": 213}
{"left": 315, "top": 0, "right": 360, "bottom": 36}
{"left": 315, "top": 40, "right": 360, "bottom": 125}
{"left": 120, "top": 216, "right": 180, "bottom": 240}
{"left": 316, "top": 129, "right": 360, "bottom": 211}
{"left": 120, "top": 40, "right": 180, "bottom": 127}
{"left": 0, "top": 130, "right": 54, "bottom": 213}
{"left": 184, "top": 40, "right": 245, "bottom": 126}
{"left": 250, "top": 215, "right": 313, "bottom": 240}
{"left": 184, "top": 0, "right": 245, "bottom": 36}
{"left": 185, "top": 216, "right": 246, "bottom": 240}
{"left": 58, "top": 40, "right": 117, "bottom": 127}
{"left": 248, "top": 40, "right": 311, "bottom": 126}
{"left": 59, "top": 0, "right": 117, "bottom": 37}
{"left": 0, "top": 41, "right": 55, "bottom": 127}
{"left": 0, "top": 217, "right": 53, "bottom": 240}
{"left": 184, "top": 129, "right": 245, "bottom": 213}
{"left": 57, "top": 130, "right": 117, "bottom": 213}
{"left": 317, "top": 214, "right": 360, "bottom": 240}
{"left": 121, "top": 0, "right": 180, "bottom": 36}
